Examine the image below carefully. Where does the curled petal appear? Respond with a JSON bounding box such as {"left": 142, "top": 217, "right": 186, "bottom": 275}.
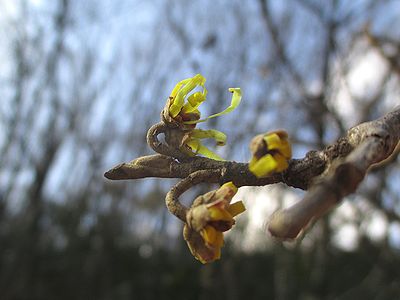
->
{"left": 208, "top": 206, "right": 233, "bottom": 221}
{"left": 169, "top": 74, "right": 206, "bottom": 118}
{"left": 181, "top": 129, "right": 227, "bottom": 160}
{"left": 184, "top": 88, "right": 242, "bottom": 124}
{"left": 183, "top": 224, "right": 221, "bottom": 264}
{"left": 213, "top": 181, "right": 238, "bottom": 202}
{"left": 249, "top": 130, "right": 292, "bottom": 178}
{"left": 200, "top": 225, "right": 224, "bottom": 248}
{"left": 184, "top": 182, "right": 246, "bottom": 263}
{"left": 264, "top": 133, "right": 292, "bottom": 158}
{"left": 170, "top": 78, "right": 191, "bottom": 99}
{"left": 181, "top": 89, "right": 207, "bottom": 114}
{"left": 185, "top": 138, "right": 225, "bottom": 161}
{"left": 227, "top": 201, "right": 246, "bottom": 217}
{"left": 249, "top": 154, "right": 278, "bottom": 178}
{"left": 190, "top": 129, "right": 227, "bottom": 146}
{"left": 164, "top": 75, "right": 242, "bottom": 161}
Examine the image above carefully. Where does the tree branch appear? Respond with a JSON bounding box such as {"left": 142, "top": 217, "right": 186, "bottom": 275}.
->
{"left": 269, "top": 106, "right": 400, "bottom": 239}
{"left": 104, "top": 151, "right": 326, "bottom": 190}
{"left": 104, "top": 106, "right": 399, "bottom": 239}
{"left": 165, "top": 170, "right": 220, "bottom": 222}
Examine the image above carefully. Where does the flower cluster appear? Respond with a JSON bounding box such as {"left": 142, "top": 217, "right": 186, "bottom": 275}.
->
{"left": 184, "top": 182, "right": 245, "bottom": 264}
{"left": 159, "top": 75, "right": 292, "bottom": 263}
{"left": 249, "top": 130, "right": 292, "bottom": 178}
{"left": 163, "top": 74, "right": 241, "bottom": 161}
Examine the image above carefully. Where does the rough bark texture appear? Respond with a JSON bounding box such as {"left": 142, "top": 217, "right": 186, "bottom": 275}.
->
{"left": 269, "top": 106, "right": 400, "bottom": 238}
{"left": 105, "top": 106, "right": 400, "bottom": 238}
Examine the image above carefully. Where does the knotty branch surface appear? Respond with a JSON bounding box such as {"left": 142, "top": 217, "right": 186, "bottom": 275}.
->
{"left": 269, "top": 106, "right": 400, "bottom": 238}
{"left": 105, "top": 106, "right": 400, "bottom": 235}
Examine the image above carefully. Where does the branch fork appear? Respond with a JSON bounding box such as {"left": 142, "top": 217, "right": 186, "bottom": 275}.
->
{"left": 105, "top": 99, "right": 399, "bottom": 241}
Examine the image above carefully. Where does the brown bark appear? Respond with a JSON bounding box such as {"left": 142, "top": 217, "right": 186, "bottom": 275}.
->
{"left": 105, "top": 106, "right": 400, "bottom": 238}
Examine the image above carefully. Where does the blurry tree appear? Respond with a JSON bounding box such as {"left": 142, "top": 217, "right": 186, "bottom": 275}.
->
{"left": 0, "top": 0, "right": 399, "bottom": 299}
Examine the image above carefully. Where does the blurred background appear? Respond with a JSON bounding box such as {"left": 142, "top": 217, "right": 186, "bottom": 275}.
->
{"left": 0, "top": 0, "right": 399, "bottom": 299}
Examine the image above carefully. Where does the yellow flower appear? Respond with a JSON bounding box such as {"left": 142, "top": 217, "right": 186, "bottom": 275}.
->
{"left": 180, "top": 129, "right": 227, "bottom": 161}
{"left": 165, "top": 74, "right": 207, "bottom": 128}
{"left": 163, "top": 74, "right": 242, "bottom": 161}
{"left": 184, "top": 182, "right": 246, "bottom": 264}
{"left": 249, "top": 130, "right": 292, "bottom": 178}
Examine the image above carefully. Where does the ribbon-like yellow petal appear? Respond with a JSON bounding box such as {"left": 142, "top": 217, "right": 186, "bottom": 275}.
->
{"left": 185, "top": 138, "right": 225, "bottom": 161}
{"left": 184, "top": 224, "right": 220, "bottom": 264}
{"left": 227, "top": 201, "right": 246, "bottom": 217}
{"left": 169, "top": 74, "right": 206, "bottom": 118}
{"left": 220, "top": 182, "right": 238, "bottom": 194}
{"left": 214, "top": 231, "right": 224, "bottom": 248}
{"left": 200, "top": 225, "right": 224, "bottom": 249}
{"left": 201, "top": 225, "right": 217, "bottom": 245}
{"left": 190, "top": 129, "right": 227, "bottom": 146}
{"left": 264, "top": 133, "right": 292, "bottom": 158}
{"left": 182, "top": 91, "right": 206, "bottom": 113}
{"left": 184, "top": 88, "right": 242, "bottom": 124}
{"left": 170, "top": 78, "right": 191, "bottom": 98}
{"left": 208, "top": 206, "right": 233, "bottom": 221}
{"left": 264, "top": 133, "right": 281, "bottom": 150}
{"left": 278, "top": 141, "right": 292, "bottom": 158}
{"left": 249, "top": 154, "right": 278, "bottom": 178}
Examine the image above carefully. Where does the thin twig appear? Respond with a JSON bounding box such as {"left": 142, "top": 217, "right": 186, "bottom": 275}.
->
{"left": 165, "top": 170, "right": 220, "bottom": 222}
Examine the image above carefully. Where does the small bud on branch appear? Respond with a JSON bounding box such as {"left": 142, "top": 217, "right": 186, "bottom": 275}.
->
{"left": 105, "top": 73, "right": 400, "bottom": 261}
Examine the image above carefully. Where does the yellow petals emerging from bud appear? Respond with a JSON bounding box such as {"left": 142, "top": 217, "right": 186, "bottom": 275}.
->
{"left": 163, "top": 74, "right": 242, "bottom": 161}
{"left": 167, "top": 74, "right": 206, "bottom": 123}
{"left": 184, "top": 182, "right": 245, "bottom": 264}
{"left": 249, "top": 130, "right": 292, "bottom": 178}
{"left": 182, "top": 129, "right": 227, "bottom": 161}
{"left": 184, "top": 88, "right": 242, "bottom": 125}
